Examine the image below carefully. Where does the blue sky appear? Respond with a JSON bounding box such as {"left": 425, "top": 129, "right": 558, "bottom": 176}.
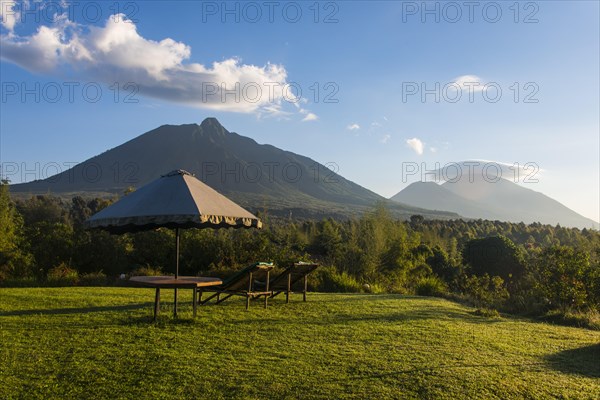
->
{"left": 1, "top": 1, "right": 598, "bottom": 222}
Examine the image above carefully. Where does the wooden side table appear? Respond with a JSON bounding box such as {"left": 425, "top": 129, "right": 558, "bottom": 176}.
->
{"left": 129, "top": 276, "right": 222, "bottom": 321}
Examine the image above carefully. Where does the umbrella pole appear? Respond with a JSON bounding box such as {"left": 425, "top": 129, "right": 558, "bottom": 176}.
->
{"left": 174, "top": 228, "right": 180, "bottom": 317}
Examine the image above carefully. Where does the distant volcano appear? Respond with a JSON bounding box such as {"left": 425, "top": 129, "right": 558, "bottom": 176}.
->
{"left": 10, "top": 118, "right": 456, "bottom": 220}
{"left": 390, "top": 174, "right": 598, "bottom": 229}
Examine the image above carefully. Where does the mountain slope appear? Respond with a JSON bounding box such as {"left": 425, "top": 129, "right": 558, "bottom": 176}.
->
{"left": 390, "top": 178, "right": 598, "bottom": 229}
{"left": 11, "top": 118, "right": 457, "bottom": 220}
{"left": 390, "top": 182, "right": 505, "bottom": 221}
{"left": 443, "top": 178, "right": 598, "bottom": 229}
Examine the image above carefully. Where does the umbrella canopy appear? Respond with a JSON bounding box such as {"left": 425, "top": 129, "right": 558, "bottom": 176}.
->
{"left": 85, "top": 170, "right": 262, "bottom": 317}
{"left": 85, "top": 168, "right": 261, "bottom": 292}
{"left": 85, "top": 169, "right": 262, "bottom": 233}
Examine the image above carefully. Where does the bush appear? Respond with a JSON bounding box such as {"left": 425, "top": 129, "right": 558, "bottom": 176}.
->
{"left": 79, "top": 271, "right": 108, "bottom": 286}
{"left": 0, "top": 277, "right": 39, "bottom": 287}
{"left": 129, "top": 265, "right": 163, "bottom": 277}
{"left": 505, "top": 291, "right": 548, "bottom": 315}
{"left": 462, "top": 274, "right": 509, "bottom": 309}
{"left": 462, "top": 235, "right": 525, "bottom": 281}
{"left": 362, "top": 283, "right": 386, "bottom": 294}
{"left": 542, "top": 308, "right": 600, "bottom": 330}
{"left": 416, "top": 276, "right": 448, "bottom": 297}
{"left": 314, "top": 267, "right": 363, "bottom": 293}
{"left": 46, "top": 263, "right": 79, "bottom": 286}
{"left": 533, "top": 246, "right": 593, "bottom": 310}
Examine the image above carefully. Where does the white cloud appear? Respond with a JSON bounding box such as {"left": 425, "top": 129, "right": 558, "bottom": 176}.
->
{"left": 406, "top": 138, "right": 424, "bottom": 155}
{"left": 0, "top": 0, "right": 18, "bottom": 32}
{"left": 0, "top": 12, "right": 314, "bottom": 116}
{"left": 347, "top": 123, "right": 360, "bottom": 131}
{"left": 288, "top": 95, "right": 319, "bottom": 122}
{"left": 296, "top": 105, "right": 318, "bottom": 122}
{"left": 380, "top": 134, "right": 391, "bottom": 144}
{"left": 433, "top": 160, "right": 545, "bottom": 182}
{"left": 468, "top": 159, "right": 544, "bottom": 178}
{"left": 430, "top": 147, "right": 438, "bottom": 153}
{"left": 302, "top": 113, "right": 318, "bottom": 122}
{"left": 450, "top": 74, "right": 485, "bottom": 92}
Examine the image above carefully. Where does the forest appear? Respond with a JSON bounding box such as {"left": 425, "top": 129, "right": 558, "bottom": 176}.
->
{"left": 1, "top": 181, "right": 599, "bottom": 329}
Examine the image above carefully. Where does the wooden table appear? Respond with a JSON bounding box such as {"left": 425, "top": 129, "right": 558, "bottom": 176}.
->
{"left": 129, "top": 276, "right": 222, "bottom": 321}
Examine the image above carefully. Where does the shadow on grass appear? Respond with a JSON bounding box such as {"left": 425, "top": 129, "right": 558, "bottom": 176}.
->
{"left": 338, "top": 361, "right": 548, "bottom": 382}
{"left": 0, "top": 303, "right": 150, "bottom": 317}
{"left": 322, "top": 309, "right": 502, "bottom": 326}
{"left": 218, "top": 302, "right": 503, "bottom": 327}
{"left": 314, "top": 294, "right": 424, "bottom": 303}
{"left": 113, "top": 314, "right": 198, "bottom": 326}
{"left": 544, "top": 343, "right": 600, "bottom": 378}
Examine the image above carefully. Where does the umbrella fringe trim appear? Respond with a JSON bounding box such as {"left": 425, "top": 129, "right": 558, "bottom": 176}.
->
{"left": 84, "top": 215, "right": 262, "bottom": 231}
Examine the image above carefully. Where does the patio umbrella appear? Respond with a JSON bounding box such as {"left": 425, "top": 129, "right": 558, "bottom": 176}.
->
{"left": 84, "top": 169, "right": 262, "bottom": 314}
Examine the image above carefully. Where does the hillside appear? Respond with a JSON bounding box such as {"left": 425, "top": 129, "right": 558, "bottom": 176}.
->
{"left": 10, "top": 118, "right": 457, "bottom": 220}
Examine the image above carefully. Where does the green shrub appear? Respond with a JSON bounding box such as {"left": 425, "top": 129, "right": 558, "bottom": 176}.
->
{"left": 46, "top": 263, "right": 79, "bottom": 286}
{"left": 0, "top": 277, "right": 39, "bottom": 287}
{"left": 504, "top": 286, "right": 548, "bottom": 315}
{"left": 314, "top": 267, "right": 363, "bottom": 293}
{"left": 129, "top": 265, "right": 163, "bottom": 277}
{"left": 416, "top": 276, "right": 448, "bottom": 297}
{"left": 462, "top": 274, "right": 509, "bottom": 309}
{"left": 533, "top": 246, "right": 593, "bottom": 310}
{"left": 79, "top": 271, "right": 108, "bottom": 286}
{"left": 362, "top": 283, "right": 386, "bottom": 294}
{"left": 542, "top": 308, "right": 600, "bottom": 330}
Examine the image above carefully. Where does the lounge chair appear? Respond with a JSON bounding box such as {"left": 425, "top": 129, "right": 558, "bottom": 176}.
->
{"left": 197, "top": 262, "right": 274, "bottom": 309}
{"left": 269, "top": 262, "right": 319, "bottom": 303}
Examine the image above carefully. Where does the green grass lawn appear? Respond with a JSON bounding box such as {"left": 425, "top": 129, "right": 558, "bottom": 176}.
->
{"left": 0, "top": 288, "right": 598, "bottom": 399}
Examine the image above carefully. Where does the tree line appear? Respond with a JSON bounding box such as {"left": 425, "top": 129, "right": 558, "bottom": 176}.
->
{"left": 1, "top": 181, "right": 599, "bottom": 327}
